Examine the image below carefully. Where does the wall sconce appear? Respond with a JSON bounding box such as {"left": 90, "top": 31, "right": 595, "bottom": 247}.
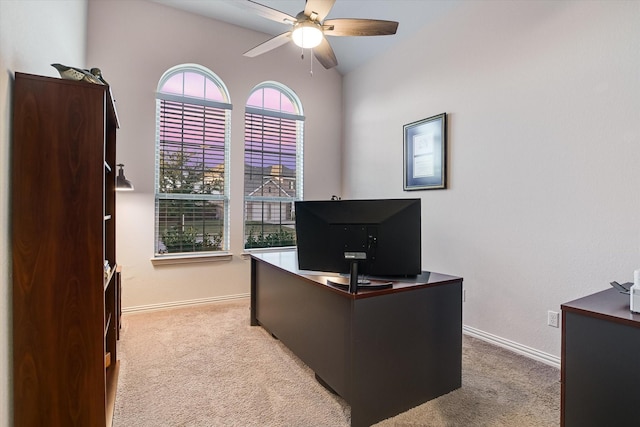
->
{"left": 116, "top": 163, "right": 134, "bottom": 191}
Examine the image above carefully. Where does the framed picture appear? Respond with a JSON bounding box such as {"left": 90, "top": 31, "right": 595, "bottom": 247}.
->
{"left": 403, "top": 113, "right": 447, "bottom": 190}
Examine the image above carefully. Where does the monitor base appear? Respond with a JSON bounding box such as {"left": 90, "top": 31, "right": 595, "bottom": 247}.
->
{"left": 326, "top": 278, "right": 393, "bottom": 290}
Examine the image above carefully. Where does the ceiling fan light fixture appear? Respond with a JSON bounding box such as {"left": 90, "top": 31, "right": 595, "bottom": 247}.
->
{"left": 292, "top": 21, "right": 323, "bottom": 49}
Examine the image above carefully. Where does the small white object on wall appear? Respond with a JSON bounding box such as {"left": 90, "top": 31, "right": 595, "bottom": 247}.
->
{"left": 630, "top": 269, "right": 640, "bottom": 314}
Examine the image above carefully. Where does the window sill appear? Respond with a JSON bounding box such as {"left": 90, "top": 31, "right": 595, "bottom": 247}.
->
{"left": 241, "top": 246, "right": 296, "bottom": 260}
{"left": 151, "top": 252, "right": 233, "bottom": 266}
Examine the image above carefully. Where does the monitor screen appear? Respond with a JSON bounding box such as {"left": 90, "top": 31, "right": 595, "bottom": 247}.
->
{"left": 294, "top": 198, "right": 422, "bottom": 277}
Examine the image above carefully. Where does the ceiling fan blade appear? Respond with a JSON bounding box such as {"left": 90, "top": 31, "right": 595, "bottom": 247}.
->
{"left": 304, "top": 0, "right": 336, "bottom": 21}
{"left": 243, "top": 32, "right": 292, "bottom": 57}
{"left": 241, "top": 0, "right": 297, "bottom": 24}
{"left": 323, "top": 19, "right": 399, "bottom": 36}
{"left": 313, "top": 37, "right": 338, "bottom": 69}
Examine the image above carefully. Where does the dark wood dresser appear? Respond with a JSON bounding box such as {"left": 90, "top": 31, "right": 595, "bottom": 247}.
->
{"left": 561, "top": 288, "right": 640, "bottom": 426}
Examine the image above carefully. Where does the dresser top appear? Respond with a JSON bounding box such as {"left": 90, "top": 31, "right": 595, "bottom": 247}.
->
{"left": 562, "top": 288, "right": 640, "bottom": 328}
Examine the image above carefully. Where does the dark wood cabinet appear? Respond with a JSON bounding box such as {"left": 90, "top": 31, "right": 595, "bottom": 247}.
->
{"left": 11, "top": 72, "right": 120, "bottom": 427}
{"left": 561, "top": 288, "right": 640, "bottom": 426}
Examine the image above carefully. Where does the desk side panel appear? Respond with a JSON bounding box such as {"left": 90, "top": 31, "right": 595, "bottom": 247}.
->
{"left": 351, "top": 281, "right": 463, "bottom": 427}
{"left": 254, "top": 260, "right": 352, "bottom": 398}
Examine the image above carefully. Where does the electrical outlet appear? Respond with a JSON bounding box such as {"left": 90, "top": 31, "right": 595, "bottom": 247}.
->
{"left": 547, "top": 310, "right": 559, "bottom": 328}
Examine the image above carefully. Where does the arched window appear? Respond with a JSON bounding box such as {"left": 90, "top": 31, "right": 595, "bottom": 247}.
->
{"left": 155, "top": 64, "right": 231, "bottom": 255}
{"left": 244, "top": 82, "right": 304, "bottom": 249}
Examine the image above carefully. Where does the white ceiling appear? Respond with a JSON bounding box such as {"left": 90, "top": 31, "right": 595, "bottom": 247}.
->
{"left": 150, "top": 0, "right": 460, "bottom": 75}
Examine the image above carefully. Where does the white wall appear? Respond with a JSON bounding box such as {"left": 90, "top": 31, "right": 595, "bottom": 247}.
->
{"left": 343, "top": 0, "right": 640, "bottom": 358}
{"left": 0, "top": 0, "right": 89, "bottom": 423}
{"left": 86, "top": 0, "right": 343, "bottom": 310}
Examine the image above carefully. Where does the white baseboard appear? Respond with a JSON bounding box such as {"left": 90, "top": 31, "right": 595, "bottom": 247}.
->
{"left": 122, "top": 293, "right": 250, "bottom": 314}
{"left": 463, "top": 325, "right": 561, "bottom": 369}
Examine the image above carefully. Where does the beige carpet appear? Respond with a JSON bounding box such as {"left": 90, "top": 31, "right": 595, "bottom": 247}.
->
{"left": 113, "top": 300, "right": 560, "bottom": 426}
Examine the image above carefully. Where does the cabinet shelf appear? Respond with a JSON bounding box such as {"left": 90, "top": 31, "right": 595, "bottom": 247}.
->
{"left": 105, "top": 361, "right": 120, "bottom": 427}
{"left": 105, "top": 312, "right": 112, "bottom": 337}
{"left": 105, "top": 265, "right": 116, "bottom": 290}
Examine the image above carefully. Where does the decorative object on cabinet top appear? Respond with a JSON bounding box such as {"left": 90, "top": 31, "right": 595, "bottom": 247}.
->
{"left": 51, "top": 63, "right": 108, "bottom": 85}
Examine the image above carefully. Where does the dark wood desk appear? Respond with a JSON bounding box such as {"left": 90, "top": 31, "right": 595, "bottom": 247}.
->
{"left": 250, "top": 250, "right": 463, "bottom": 427}
{"left": 561, "top": 288, "right": 640, "bottom": 426}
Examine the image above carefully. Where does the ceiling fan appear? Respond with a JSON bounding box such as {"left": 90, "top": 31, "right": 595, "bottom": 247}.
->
{"left": 238, "top": 0, "right": 399, "bottom": 69}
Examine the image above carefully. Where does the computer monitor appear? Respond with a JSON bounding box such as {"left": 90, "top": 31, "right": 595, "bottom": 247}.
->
{"left": 294, "top": 198, "right": 422, "bottom": 278}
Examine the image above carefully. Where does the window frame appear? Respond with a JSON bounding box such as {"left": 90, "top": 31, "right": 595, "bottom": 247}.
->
{"left": 154, "top": 64, "right": 232, "bottom": 258}
{"left": 243, "top": 82, "right": 304, "bottom": 251}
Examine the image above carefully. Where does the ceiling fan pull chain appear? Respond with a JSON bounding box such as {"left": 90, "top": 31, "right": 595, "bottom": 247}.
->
{"left": 310, "top": 49, "right": 314, "bottom": 77}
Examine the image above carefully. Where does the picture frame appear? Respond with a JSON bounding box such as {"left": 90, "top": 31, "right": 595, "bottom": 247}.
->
{"left": 403, "top": 112, "right": 447, "bottom": 190}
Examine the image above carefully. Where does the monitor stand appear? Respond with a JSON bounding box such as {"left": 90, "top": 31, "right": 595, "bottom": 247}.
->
{"left": 325, "top": 260, "right": 392, "bottom": 293}
{"left": 349, "top": 260, "right": 360, "bottom": 294}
